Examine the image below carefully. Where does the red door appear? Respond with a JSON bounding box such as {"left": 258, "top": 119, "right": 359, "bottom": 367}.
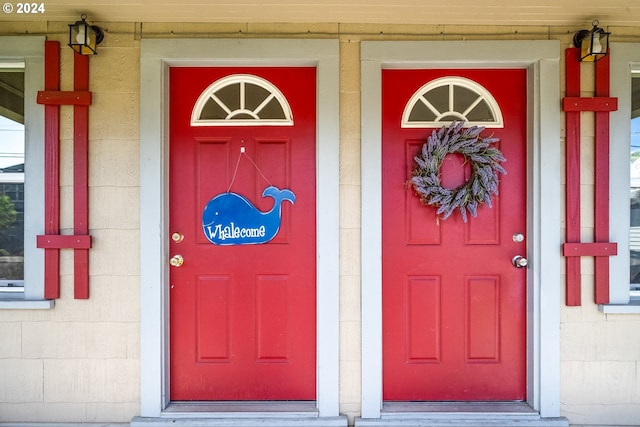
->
{"left": 382, "top": 69, "right": 527, "bottom": 401}
{"left": 169, "top": 67, "right": 316, "bottom": 401}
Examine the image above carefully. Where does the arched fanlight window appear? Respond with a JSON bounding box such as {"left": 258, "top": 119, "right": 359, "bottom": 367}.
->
{"left": 402, "top": 77, "right": 503, "bottom": 128}
{"left": 191, "top": 74, "right": 293, "bottom": 126}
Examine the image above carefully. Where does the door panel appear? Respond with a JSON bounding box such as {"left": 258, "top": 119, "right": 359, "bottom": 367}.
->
{"left": 169, "top": 67, "right": 316, "bottom": 401}
{"left": 382, "top": 69, "right": 527, "bottom": 401}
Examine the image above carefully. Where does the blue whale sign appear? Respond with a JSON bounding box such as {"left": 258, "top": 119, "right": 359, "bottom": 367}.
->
{"left": 202, "top": 186, "right": 296, "bottom": 245}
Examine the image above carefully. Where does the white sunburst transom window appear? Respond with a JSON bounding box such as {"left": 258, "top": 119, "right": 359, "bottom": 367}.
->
{"left": 402, "top": 76, "right": 504, "bottom": 128}
{"left": 191, "top": 74, "right": 293, "bottom": 126}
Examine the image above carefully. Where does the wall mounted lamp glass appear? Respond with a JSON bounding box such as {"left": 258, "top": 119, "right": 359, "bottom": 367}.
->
{"left": 573, "top": 20, "right": 610, "bottom": 62}
{"left": 68, "top": 14, "right": 104, "bottom": 55}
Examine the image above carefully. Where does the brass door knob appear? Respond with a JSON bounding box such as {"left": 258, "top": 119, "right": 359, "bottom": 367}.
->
{"left": 170, "top": 254, "right": 184, "bottom": 267}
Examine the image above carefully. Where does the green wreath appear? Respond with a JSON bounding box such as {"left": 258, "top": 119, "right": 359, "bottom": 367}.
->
{"left": 410, "top": 121, "right": 506, "bottom": 223}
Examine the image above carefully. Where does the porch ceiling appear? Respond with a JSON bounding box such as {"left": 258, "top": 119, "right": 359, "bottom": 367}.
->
{"left": 1, "top": 0, "right": 639, "bottom": 27}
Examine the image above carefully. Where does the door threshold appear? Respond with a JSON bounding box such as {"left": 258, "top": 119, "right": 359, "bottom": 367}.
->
{"left": 131, "top": 402, "right": 347, "bottom": 427}
{"left": 382, "top": 401, "right": 536, "bottom": 415}
{"left": 132, "top": 401, "right": 348, "bottom": 427}
{"left": 354, "top": 402, "right": 568, "bottom": 427}
{"left": 163, "top": 400, "right": 318, "bottom": 415}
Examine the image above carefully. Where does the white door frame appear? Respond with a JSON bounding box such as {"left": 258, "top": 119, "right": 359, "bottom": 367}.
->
{"left": 139, "top": 39, "right": 340, "bottom": 419}
{"left": 360, "top": 40, "right": 562, "bottom": 419}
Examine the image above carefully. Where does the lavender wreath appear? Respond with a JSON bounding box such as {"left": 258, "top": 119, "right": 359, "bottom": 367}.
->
{"left": 410, "top": 121, "right": 506, "bottom": 223}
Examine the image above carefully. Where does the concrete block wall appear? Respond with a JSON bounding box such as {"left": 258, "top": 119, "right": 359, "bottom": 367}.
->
{"left": 338, "top": 37, "right": 362, "bottom": 422}
{"left": 0, "top": 23, "right": 141, "bottom": 423}
{"left": 558, "top": 32, "right": 640, "bottom": 425}
{"left": 0, "top": 21, "right": 639, "bottom": 426}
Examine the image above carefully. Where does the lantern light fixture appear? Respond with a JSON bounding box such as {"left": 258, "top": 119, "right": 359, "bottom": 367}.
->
{"left": 68, "top": 14, "right": 104, "bottom": 55}
{"left": 573, "top": 20, "right": 610, "bottom": 62}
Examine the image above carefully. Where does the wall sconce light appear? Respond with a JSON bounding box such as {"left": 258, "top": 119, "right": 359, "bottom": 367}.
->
{"left": 68, "top": 14, "right": 104, "bottom": 55}
{"left": 573, "top": 20, "right": 610, "bottom": 62}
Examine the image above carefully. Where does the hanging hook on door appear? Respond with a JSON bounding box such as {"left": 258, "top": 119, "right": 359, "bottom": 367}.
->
{"left": 227, "top": 145, "right": 273, "bottom": 193}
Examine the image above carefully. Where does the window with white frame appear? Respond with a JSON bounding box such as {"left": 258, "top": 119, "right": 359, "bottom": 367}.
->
{"left": 0, "top": 37, "right": 48, "bottom": 307}
{"left": 401, "top": 76, "right": 503, "bottom": 128}
{"left": 630, "top": 71, "right": 640, "bottom": 299}
{"left": 0, "top": 67, "right": 25, "bottom": 294}
{"left": 605, "top": 43, "right": 640, "bottom": 309}
{"left": 191, "top": 74, "right": 293, "bottom": 126}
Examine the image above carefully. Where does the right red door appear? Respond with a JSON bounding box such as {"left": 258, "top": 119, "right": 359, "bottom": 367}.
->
{"left": 382, "top": 69, "right": 527, "bottom": 401}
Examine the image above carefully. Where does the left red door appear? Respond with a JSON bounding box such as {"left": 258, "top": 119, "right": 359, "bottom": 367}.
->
{"left": 168, "top": 67, "right": 316, "bottom": 401}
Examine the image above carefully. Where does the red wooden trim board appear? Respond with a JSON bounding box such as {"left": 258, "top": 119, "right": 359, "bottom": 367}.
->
{"left": 562, "top": 48, "right": 618, "bottom": 306}
{"left": 40, "top": 40, "right": 61, "bottom": 300}
{"left": 37, "top": 235, "right": 92, "bottom": 249}
{"left": 562, "top": 97, "right": 618, "bottom": 112}
{"left": 594, "top": 55, "right": 613, "bottom": 304}
{"left": 36, "top": 42, "right": 93, "bottom": 299}
{"left": 73, "top": 53, "right": 90, "bottom": 299}
{"left": 37, "top": 90, "right": 92, "bottom": 105}
{"left": 562, "top": 243, "right": 617, "bottom": 257}
{"left": 564, "top": 48, "right": 582, "bottom": 306}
